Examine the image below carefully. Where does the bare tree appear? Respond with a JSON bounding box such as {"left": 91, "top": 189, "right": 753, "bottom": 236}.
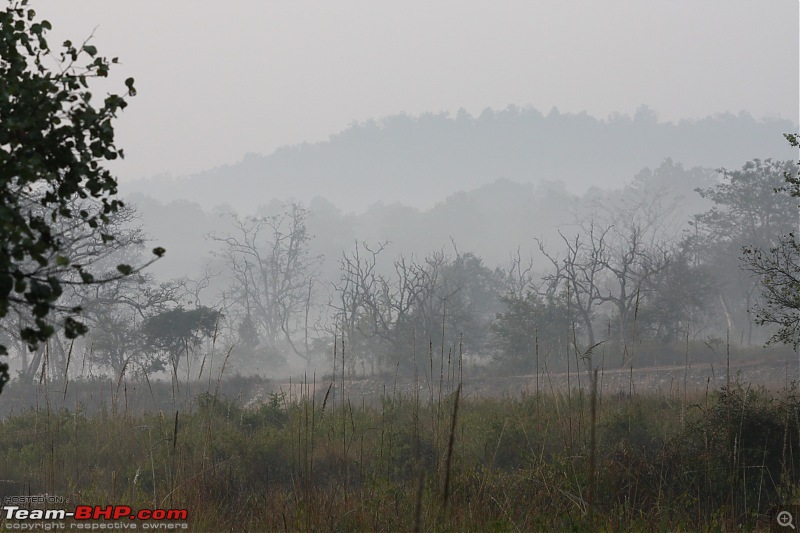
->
{"left": 331, "top": 242, "right": 434, "bottom": 371}
{"left": 538, "top": 217, "right": 670, "bottom": 351}
{"left": 331, "top": 241, "right": 388, "bottom": 368}
{"left": 505, "top": 247, "right": 536, "bottom": 299}
{"left": 537, "top": 223, "right": 610, "bottom": 348}
{"left": 211, "top": 204, "right": 322, "bottom": 362}
{"left": 596, "top": 222, "right": 670, "bottom": 345}
{"left": 332, "top": 242, "right": 500, "bottom": 373}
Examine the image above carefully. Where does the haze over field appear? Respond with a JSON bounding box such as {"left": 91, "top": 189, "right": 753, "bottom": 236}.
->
{"left": 5, "top": 0, "right": 799, "bottom": 380}
{"left": 6, "top": 3, "right": 800, "bottom": 529}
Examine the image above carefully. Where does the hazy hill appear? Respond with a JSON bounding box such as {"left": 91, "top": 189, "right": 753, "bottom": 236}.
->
{"left": 122, "top": 106, "right": 796, "bottom": 214}
{"left": 127, "top": 159, "right": 716, "bottom": 283}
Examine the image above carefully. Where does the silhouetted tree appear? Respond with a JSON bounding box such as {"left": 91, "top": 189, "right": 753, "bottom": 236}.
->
{"left": 141, "top": 306, "right": 220, "bottom": 378}
{"left": 742, "top": 137, "right": 800, "bottom": 347}
{"left": 332, "top": 244, "right": 501, "bottom": 372}
{"left": 690, "top": 158, "right": 799, "bottom": 343}
{"left": 538, "top": 197, "right": 673, "bottom": 352}
{"left": 635, "top": 249, "right": 716, "bottom": 342}
{"left": 491, "top": 290, "right": 571, "bottom": 372}
{"left": 0, "top": 2, "right": 161, "bottom": 392}
{"left": 211, "top": 204, "right": 321, "bottom": 363}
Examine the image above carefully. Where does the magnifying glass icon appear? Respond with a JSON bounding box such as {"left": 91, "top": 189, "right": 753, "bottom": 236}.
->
{"left": 778, "top": 510, "right": 796, "bottom": 529}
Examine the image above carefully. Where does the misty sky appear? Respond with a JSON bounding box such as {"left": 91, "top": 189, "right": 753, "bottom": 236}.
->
{"left": 39, "top": 1, "right": 799, "bottom": 182}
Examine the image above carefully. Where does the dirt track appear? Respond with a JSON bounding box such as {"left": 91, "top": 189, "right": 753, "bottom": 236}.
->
{"left": 268, "top": 353, "right": 800, "bottom": 405}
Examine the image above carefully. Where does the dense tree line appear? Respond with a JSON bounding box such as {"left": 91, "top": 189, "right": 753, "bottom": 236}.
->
{"left": 4, "top": 154, "right": 798, "bottom": 381}
{"left": 3, "top": 2, "right": 798, "bottom": 385}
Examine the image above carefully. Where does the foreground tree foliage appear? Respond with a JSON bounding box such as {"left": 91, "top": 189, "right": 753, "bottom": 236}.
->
{"left": 691, "top": 157, "right": 799, "bottom": 343}
{"left": 1, "top": 205, "right": 175, "bottom": 382}
{"left": 0, "top": 1, "right": 159, "bottom": 392}
{"left": 743, "top": 135, "right": 800, "bottom": 347}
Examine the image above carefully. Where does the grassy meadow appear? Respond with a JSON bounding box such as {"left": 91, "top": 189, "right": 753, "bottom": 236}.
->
{"left": 0, "top": 347, "right": 799, "bottom": 531}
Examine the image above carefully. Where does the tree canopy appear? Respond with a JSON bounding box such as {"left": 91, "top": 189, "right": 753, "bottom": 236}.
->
{"left": 742, "top": 136, "right": 800, "bottom": 347}
{"left": 0, "top": 1, "right": 160, "bottom": 392}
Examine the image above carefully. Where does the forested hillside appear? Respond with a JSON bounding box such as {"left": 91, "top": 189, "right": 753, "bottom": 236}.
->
{"left": 122, "top": 106, "right": 795, "bottom": 213}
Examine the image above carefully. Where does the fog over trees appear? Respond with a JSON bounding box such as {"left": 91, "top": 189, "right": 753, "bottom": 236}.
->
{"left": 7, "top": 4, "right": 800, "bottom": 529}
{"left": 0, "top": 20, "right": 796, "bottom": 383}
{"left": 122, "top": 107, "right": 795, "bottom": 213}
{"left": 5, "top": 105, "right": 795, "bottom": 382}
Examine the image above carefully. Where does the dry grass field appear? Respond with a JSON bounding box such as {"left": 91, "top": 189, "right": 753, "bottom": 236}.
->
{"left": 0, "top": 343, "right": 798, "bottom": 531}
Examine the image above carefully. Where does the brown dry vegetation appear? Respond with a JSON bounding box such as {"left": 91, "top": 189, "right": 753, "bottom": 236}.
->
{"left": 0, "top": 344, "right": 799, "bottom": 531}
